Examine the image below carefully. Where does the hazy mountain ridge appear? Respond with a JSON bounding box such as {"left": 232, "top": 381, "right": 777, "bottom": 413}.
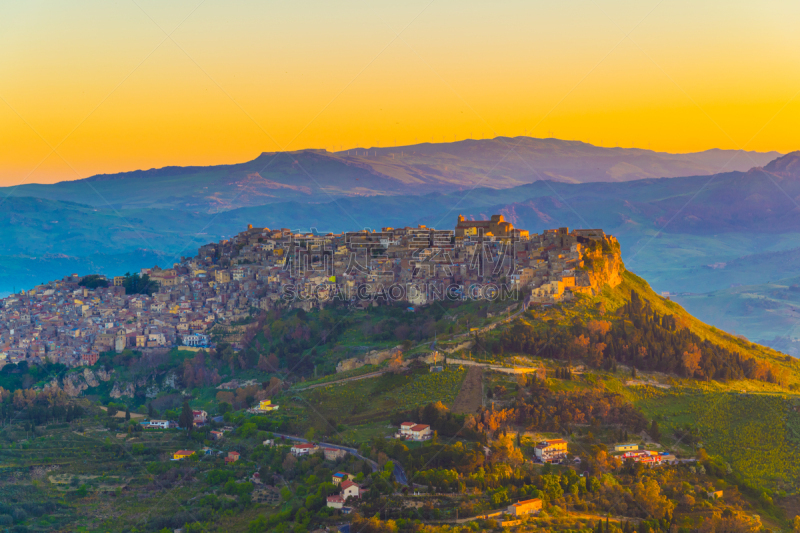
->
{"left": 341, "top": 137, "right": 782, "bottom": 188}
{"left": 0, "top": 138, "right": 781, "bottom": 212}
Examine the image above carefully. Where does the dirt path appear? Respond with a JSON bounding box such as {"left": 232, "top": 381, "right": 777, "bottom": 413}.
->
{"left": 293, "top": 369, "right": 390, "bottom": 391}
{"left": 452, "top": 366, "right": 483, "bottom": 415}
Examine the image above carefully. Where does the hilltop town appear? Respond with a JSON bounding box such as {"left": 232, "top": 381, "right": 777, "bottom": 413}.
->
{"left": 0, "top": 215, "right": 622, "bottom": 371}
{"left": 0, "top": 216, "right": 794, "bottom": 533}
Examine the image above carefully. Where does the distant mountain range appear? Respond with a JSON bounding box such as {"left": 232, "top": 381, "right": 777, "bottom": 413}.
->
{"left": 0, "top": 137, "right": 780, "bottom": 212}
{"left": 1, "top": 141, "right": 798, "bottom": 349}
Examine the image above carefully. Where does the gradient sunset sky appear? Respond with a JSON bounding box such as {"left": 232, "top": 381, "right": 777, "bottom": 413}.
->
{"left": 2, "top": 0, "right": 800, "bottom": 185}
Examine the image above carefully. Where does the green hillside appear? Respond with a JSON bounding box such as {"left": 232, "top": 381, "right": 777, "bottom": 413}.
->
{"left": 3, "top": 267, "right": 800, "bottom": 531}
{"left": 601, "top": 271, "right": 798, "bottom": 382}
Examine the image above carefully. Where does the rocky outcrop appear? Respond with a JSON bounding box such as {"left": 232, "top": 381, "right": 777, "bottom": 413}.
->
{"left": 109, "top": 381, "right": 135, "bottom": 399}
{"left": 44, "top": 377, "right": 61, "bottom": 392}
{"left": 573, "top": 236, "right": 624, "bottom": 296}
{"left": 163, "top": 372, "right": 178, "bottom": 389}
{"left": 62, "top": 373, "right": 89, "bottom": 397}
{"left": 83, "top": 368, "right": 99, "bottom": 388}
{"left": 418, "top": 351, "right": 446, "bottom": 364}
{"left": 336, "top": 346, "right": 402, "bottom": 373}
{"left": 96, "top": 368, "right": 113, "bottom": 381}
{"left": 440, "top": 340, "right": 474, "bottom": 354}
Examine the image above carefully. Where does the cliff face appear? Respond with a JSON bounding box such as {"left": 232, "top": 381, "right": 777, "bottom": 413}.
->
{"left": 574, "top": 236, "right": 625, "bottom": 295}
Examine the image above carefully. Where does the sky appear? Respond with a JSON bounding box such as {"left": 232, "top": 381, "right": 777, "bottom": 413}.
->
{"left": 2, "top": 0, "right": 800, "bottom": 185}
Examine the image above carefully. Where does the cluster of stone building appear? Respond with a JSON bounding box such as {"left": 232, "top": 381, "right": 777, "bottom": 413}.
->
{"left": 0, "top": 269, "right": 221, "bottom": 368}
{"left": 0, "top": 214, "right": 612, "bottom": 369}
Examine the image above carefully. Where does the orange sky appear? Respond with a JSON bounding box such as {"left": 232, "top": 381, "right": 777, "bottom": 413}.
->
{"left": 2, "top": 0, "right": 800, "bottom": 185}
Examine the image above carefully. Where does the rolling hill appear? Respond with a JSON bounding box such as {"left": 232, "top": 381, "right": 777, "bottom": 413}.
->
{"left": 0, "top": 137, "right": 780, "bottom": 212}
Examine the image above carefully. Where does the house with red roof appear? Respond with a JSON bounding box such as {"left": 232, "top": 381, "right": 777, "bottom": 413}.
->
{"left": 326, "top": 494, "right": 345, "bottom": 509}
{"left": 290, "top": 442, "right": 319, "bottom": 457}
{"left": 224, "top": 451, "right": 240, "bottom": 464}
{"left": 341, "top": 480, "right": 362, "bottom": 499}
{"left": 396, "top": 421, "right": 431, "bottom": 441}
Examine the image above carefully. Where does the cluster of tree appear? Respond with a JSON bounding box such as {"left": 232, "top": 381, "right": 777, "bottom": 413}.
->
{"left": 24, "top": 403, "right": 85, "bottom": 425}
{"left": 555, "top": 366, "right": 574, "bottom": 379}
{"left": 511, "top": 375, "right": 649, "bottom": 434}
{"left": 360, "top": 313, "right": 438, "bottom": 343}
{"left": 0, "top": 387, "right": 85, "bottom": 429}
{"left": 389, "top": 401, "right": 471, "bottom": 439}
{"left": 497, "top": 290, "right": 788, "bottom": 385}
{"left": 257, "top": 308, "right": 351, "bottom": 375}
{"left": 0, "top": 501, "right": 59, "bottom": 529}
{"left": 253, "top": 304, "right": 455, "bottom": 379}
{"left": 181, "top": 351, "right": 222, "bottom": 389}
{"left": 121, "top": 272, "right": 159, "bottom": 295}
{"left": 78, "top": 274, "right": 109, "bottom": 288}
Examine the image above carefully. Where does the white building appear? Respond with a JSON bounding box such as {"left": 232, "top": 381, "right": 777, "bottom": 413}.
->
{"left": 182, "top": 333, "right": 209, "bottom": 347}
{"left": 397, "top": 422, "right": 431, "bottom": 441}
{"left": 327, "top": 495, "right": 344, "bottom": 509}
{"left": 291, "top": 443, "right": 319, "bottom": 456}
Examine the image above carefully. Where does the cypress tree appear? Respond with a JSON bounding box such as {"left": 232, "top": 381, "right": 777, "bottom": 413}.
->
{"left": 179, "top": 399, "right": 193, "bottom": 432}
{"left": 650, "top": 420, "right": 661, "bottom": 441}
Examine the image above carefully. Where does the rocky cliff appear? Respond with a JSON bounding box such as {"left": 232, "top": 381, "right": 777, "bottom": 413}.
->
{"left": 42, "top": 365, "right": 177, "bottom": 399}
{"left": 45, "top": 367, "right": 114, "bottom": 397}
{"left": 573, "top": 235, "right": 624, "bottom": 296}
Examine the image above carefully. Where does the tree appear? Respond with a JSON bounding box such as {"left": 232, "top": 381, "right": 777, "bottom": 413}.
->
{"left": 179, "top": 400, "right": 193, "bottom": 432}
{"left": 125, "top": 408, "right": 131, "bottom": 421}
{"left": 632, "top": 478, "right": 673, "bottom": 520}
{"left": 682, "top": 344, "right": 702, "bottom": 377}
{"left": 122, "top": 272, "right": 158, "bottom": 295}
{"left": 649, "top": 420, "right": 661, "bottom": 441}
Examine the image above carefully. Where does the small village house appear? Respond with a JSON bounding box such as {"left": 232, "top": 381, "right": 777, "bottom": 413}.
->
{"left": 257, "top": 399, "right": 279, "bottom": 412}
{"left": 507, "top": 498, "right": 543, "bottom": 516}
{"left": 341, "top": 480, "right": 361, "bottom": 499}
{"left": 291, "top": 442, "right": 319, "bottom": 456}
{"left": 397, "top": 422, "right": 432, "bottom": 441}
{"left": 326, "top": 495, "right": 345, "bottom": 509}
{"left": 332, "top": 472, "right": 355, "bottom": 485}
{"left": 173, "top": 450, "right": 194, "bottom": 461}
{"left": 192, "top": 410, "right": 208, "bottom": 428}
{"left": 534, "top": 439, "right": 568, "bottom": 463}
{"left": 225, "top": 451, "right": 240, "bottom": 464}
{"left": 323, "top": 447, "right": 347, "bottom": 461}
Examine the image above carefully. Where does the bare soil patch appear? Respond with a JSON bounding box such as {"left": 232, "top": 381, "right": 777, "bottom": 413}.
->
{"left": 452, "top": 366, "right": 482, "bottom": 415}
